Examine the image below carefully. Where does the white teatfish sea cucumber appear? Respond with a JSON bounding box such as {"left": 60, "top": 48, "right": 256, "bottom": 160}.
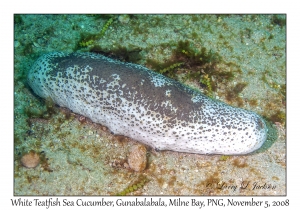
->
{"left": 27, "top": 52, "right": 267, "bottom": 155}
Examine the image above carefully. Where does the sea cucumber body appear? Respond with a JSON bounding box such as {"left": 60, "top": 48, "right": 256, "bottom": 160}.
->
{"left": 27, "top": 52, "right": 267, "bottom": 155}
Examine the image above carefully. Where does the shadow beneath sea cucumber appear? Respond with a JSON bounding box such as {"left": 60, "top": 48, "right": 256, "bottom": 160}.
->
{"left": 254, "top": 119, "right": 278, "bottom": 154}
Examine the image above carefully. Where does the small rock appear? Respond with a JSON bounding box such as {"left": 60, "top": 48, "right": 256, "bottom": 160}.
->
{"left": 14, "top": 40, "right": 20, "bottom": 48}
{"left": 118, "top": 15, "right": 130, "bottom": 24}
{"left": 128, "top": 144, "right": 147, "bottom": 172}
{"left": 21, "top": 151, "right": 40, "bottom": 168}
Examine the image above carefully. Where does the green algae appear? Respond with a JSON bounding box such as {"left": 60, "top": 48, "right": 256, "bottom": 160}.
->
{"left": 77, "top": 16, "right": 116, "bottom": 49}
{"left": 115, "top": 175, "right": 149, "bottom": 196}
{"left": 146, "top": 40, "right": 237, "bottom": 97}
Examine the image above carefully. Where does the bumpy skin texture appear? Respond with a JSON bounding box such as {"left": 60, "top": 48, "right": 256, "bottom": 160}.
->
{"left": 28, "top": 52, "right": 267, "bottom": 155}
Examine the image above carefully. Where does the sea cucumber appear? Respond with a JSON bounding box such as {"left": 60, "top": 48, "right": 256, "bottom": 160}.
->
{"left": 27, "top": 52, "right": 267, "bottom": 155}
